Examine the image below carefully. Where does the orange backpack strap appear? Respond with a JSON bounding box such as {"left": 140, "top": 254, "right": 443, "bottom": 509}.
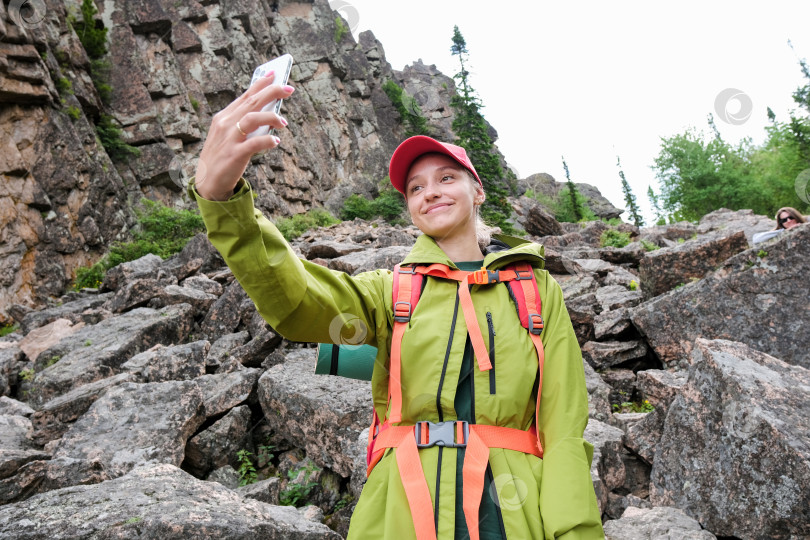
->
{"left": 389, "top": 264, "right": 422, "bottom": 424}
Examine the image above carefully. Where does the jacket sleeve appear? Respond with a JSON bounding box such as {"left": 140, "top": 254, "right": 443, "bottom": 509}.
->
{"left": 536, "top": 272, "right": 604, "bottom": 538}
{"left": 189, "top": 179, "right": 391, "bottom": 346}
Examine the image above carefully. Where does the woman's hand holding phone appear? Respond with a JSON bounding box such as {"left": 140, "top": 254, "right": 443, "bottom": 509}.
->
{"left": 195, "top": 61, "right": 295, "bottom": 201}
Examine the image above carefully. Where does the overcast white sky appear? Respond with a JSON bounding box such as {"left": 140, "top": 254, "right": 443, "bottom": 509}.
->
{"left": 330, "top": 0, "right": 810, "bottom": 223}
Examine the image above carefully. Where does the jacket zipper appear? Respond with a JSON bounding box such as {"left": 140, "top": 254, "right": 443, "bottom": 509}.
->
{"left": 434, "top": 284, "right": 460, "bottom": 530}
{"left": 487, "top": 312, "right": 496, "bottom": 394}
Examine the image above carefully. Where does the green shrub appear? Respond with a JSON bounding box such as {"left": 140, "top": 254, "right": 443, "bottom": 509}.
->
{"left": 65, "top": 105, "right": 81, "bottom": 120}
{"left": 0, "top": 323, "right": 19, "bottom": 338}
{"left": 68, "top": 0, "right": 108, "bottom": 60}
{"left": 334, "top": 16, "right": 348, "bottom": 43}
{"left": 640, "top": 239, "right": 659, "bottom": 251}
{"left": 96, "top": 114, "right": 140, "bottom": 162}
{"left": 276, "top": 208, "right": 339, "bottom": 241}
{"left": 599, "top": 229, "right": 631, "bottom": 248}
{"left": 279, "top": 464, "right": 319, "bottom": 507}
{"left": 72, "top": 199, "right": 204, "bottom": 290}
{"left": 612, "top": 400, "right": 654, "bottom": 413}
{"left": 556, "top": 185, "right": 597, "bottom": 223}
{"left": 382, "top": 80, "right": 429, "bottom": 137}
{"left": 236, "top": 449, "right": 258, "bottom": 486}
{"left": 56, "top": 76, "right": 73, "bottom": 95}
{"left": 341, "top": 186, "right": 406, "bottom": 225}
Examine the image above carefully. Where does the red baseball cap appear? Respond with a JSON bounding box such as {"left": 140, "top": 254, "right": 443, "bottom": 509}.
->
{"left": 389, "top": 135, "right": 482, "bottom": 195}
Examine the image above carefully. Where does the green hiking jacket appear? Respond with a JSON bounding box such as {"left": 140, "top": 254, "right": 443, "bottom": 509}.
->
{"left": 191, "top": 180, "right": 604, "bottom": 539}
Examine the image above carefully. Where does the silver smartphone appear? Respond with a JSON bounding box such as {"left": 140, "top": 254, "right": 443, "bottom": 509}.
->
{"left": 246, "top": 54, "right": 294, "bottom": 139}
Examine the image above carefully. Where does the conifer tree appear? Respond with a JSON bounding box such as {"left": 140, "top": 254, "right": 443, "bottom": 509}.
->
{"left": 561, "top": 156, "right": 584, "bottom": 222}
{"left": 449, "top": 26, "right": 513, "bottom": 233}
{"left": 617, "top": 156, "right": 643, "bottom": 226}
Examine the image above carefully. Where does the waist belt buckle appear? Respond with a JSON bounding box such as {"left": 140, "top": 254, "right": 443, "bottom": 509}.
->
{"left": 415, "top": 421, "right": 468, "bottom": 449}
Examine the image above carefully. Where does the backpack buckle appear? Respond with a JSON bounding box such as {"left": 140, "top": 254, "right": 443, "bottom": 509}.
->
{"left": 394, "top": 301, "right": 412, "bottom": 322}
{"left": 415, "top": 421, "right": 468, "bottom": 448}
{"left": 514, "top": 268, "right": 533, "bottom": 280}
{"left": 528, "top": 313, "right": 544, "bottom": 335}
{"left": 470, "top": 268, "right": 499, "bottom": 285}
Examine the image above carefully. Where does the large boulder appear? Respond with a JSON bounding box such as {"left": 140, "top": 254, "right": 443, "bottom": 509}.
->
{"left": 24, "top": 304, "right": 195, "bottom": 406}
{"left": 257, "top": 349, "right": 371, "bottom": 479}
{"left": 638, "top": 230, "right": 748, "bottom": 299}
{"left": 0, "top": 463, "right": 341, "bottom": 539}
{"left": 632, "top": 225, "right": 810, "bottom": 369}
{"left": 697, "top": 207, "right": 776, "bottom": 246}
{"left": 650, "top": 339, "right": 810, "bottom": 538}
{"left": 604, "top": 506, "right": 716, "bottom": 539}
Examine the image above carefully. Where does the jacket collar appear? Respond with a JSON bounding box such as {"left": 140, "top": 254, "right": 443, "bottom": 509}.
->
{"left": 401, "top": 233, "right": 545, "bottom": 270}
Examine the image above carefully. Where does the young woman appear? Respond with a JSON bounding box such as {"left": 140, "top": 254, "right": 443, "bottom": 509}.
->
{"left": 753, "top": 206, "right": 807, "bottom": 244}
{"left": 192, "top": 72, "right": 603, "bottom": 539}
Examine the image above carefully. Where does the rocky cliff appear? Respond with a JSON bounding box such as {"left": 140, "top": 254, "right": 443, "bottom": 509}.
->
{"left": 0, "top": 0, "right": 620, "bottom": 323}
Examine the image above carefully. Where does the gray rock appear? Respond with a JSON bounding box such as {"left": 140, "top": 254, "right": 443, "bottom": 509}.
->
{"left": 206, "top": 331, "right": 251, "bottom": 370}
{"left": 595, "top": 285, "right": 643, "bottom": 312}
{"left": 582, "top": 340, "right": 648, "bottom": 370}
{"left": 181, "top": 274, "right": 224, "bottom": 296}
{"left": 25, "top": 304, "right": 195, "bottom": 406}
{"left": 638, "top": 230, "right": 748, "bottom": 299}
{"left": 584, "top": 419, "right": 626, "bottom": 514}
{"left": 196, "top": 368, "right": 261, "bottom": 418}
{"left": 228, "top": 328, "right": 283, "bottom": 368}
{"left": 594, "top": 308, "right": 632, "bottom": 340}
{"left": 302, "top": 240, "right": 366, "bottom": 260}
{"left": 544, "top": 249, "right": 586, "bottom": 276}
{"left": 584, "top": 361, "right": 613, "bottom": 424}
{"left": 207, "top": 464, "right": 242, "bottom": 490}
{"left": 104, "top": 277, "right": 176, "bottom": 313}
{"left": 0, "top": 397, "right": 34, "bottom": 417}
{"left": 102, "top": 254, "right": 163, "bottom": 291}
{"left": 31, "top": 373, "right": 136, "bottom": 447}
{"left": 524, "top": 202, "right": 564, "bottom": 237}
{"left": 0, "top": 415, "right": 33, "bottom": 452}
{"left": 49, "top": 380, "right": 205, "bottom": 481}
{"left": 635, "top": 369, "right": 686, "bottom": 409}
{"left": 632, "top": 225, "right": 810, "bottom": 368}
{"left": 328, "top": 245, "right": 412, "bottom": 275}
{"left": 566, "top": 292, "right": 600, "bottom": 345}
{"left": 19, "top": 292, "right": 113, "bottom": 334}
{"left": 0, "top": 346, "right": 24, "bottom": 397}
{"left": 650, "top": 339, "right": 810, "bottom": 538}
{"left": 122, "top": 340, "right": 210, "bottom": 383}
{"left": 258, "top": 349, "right": 371, "bottom": 478}
{"left": 603, "top": 506, "right": 716, "bottom": 539}
{"left": 559, "top": 274, "right": 599, "bottom": 300}
{"left": 601, "top": 266, "right": 639, "bottom": 289}
{"left": 0, "top": 463, "right": 341, "bottom": 539}
{"left": 600, "top": 368, "right": 636, "bottom": 404}
{"left": 237, "top": 476, "right": 281, "bottom": 505}
{"left": 185, "top": 405, "right": 252, "bottom": 478}
{"left": 697, "top": 208, "right": 776, "bottom": 246}
{"left": 163, "top": 284, "right": 218, "bottom": 312}
{"left": 201, "top": 281, "right": 250, "bottom": 341}
{"left": 624, "top": 406, "right": 666, "bottom": 465}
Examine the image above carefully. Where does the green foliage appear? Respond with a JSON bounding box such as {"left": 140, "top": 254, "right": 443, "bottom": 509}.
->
{"left": 20, "top": 368, "right": 35, "bottom": 382}
{"left": 65, "top": 105, "right": 81, "bottom": 121}
{"left": 45, "top": 355, "right": 61, "bottom": 367}
{"left": 382, "top": 80, "right": 429, "bottom": 137}
{"left": 340, "top": 186, "right": 406, "bottom": 224}
{"left": 449, "top": 26, "right": 514, "bottom": 234}
{"left": 56, "top": 76, "right": 73, "bottom": 96}
{"left": 612, "top": 400, "right": 654, "bottom": 413}
{"left": 757, "top": 249, "right": 768, "bottom": 258}
{"left": 276, "top": 208, "right": 340, "bottom": 241}
{"left": 555, "top": 184, "right": 596, "bottom": 223}
{"left": 189, "top": 95, "right": 200, "bottom": 111}
{"left": 280, "top": 464, "right": 319, "bottom": 507}
{"left": 96, "top": 114, "right": 140, "bottom": 162}
{"left": 236, "top": 449, "right": 258, "bottom": 487}
{"left": 651, "top": 51, "right": 810, "bottom": 221}
{"left": 640, "top": 239, "right": 659, "bottom": 252}
{"left": 629, "top": 279, "right": 638, "bottom": 291}
{"left": 90, "top": 58, "right": 112, "bottom": 104}
{"left": 68, "top": 0, "right": 108, "bottom": 60}
{"left": 600, "top": 229, "right": 631, "bottom": 248}
{"left": 0, "top": 323, "right": 19, "bottom": 338}
{"left": 334, "top": 16, "right": 348, "bottom": 43}
{"left": 561, "top": 157, "right": 584, "bottom": 222}
{"left": 72, "top": 199, "right": 204, "bottom": 290}
{"left": 617, "top": 156, "right": 644, "bottom": 227}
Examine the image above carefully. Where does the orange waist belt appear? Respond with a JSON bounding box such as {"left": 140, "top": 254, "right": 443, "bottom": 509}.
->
{"left": 367, "top": 419, "right": 543, "bottom": 540}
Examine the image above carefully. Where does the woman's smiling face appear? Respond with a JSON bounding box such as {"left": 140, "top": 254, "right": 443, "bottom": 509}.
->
{"left": 405, "top": 153, "right": 482, "bottom": 243}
